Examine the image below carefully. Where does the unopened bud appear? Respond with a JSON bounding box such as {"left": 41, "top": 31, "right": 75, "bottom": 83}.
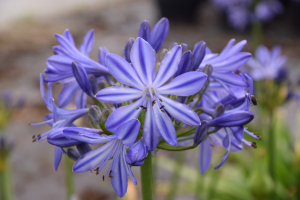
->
{"left": 66, "top": 148, "right": 81, "bottom": 161}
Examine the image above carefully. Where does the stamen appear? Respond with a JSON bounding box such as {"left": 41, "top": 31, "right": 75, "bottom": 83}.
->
{"left": 251, "top": 142, "right": 257, "bottom": 149}
{"left": 102, "top": 176, "right": 105, "bottom": 181}
{"left": 254, "top": 133, "right": 261, "bottom": 140}
{"left": 109, "top": 170, "right": 113, "bottom": 178}
{"left": 96, "top": 171, "right": 99, "bottom": 175}
{"left": 159, "top": 98, "right": 163, "bottom": 102}
{"left": 32, "top": 135, "right": 36, "bottom": 139}
{"left": 152, "top": 100, "right": 156, "bottom": 106}
{"left": 250, "top": 95, "right": 257, "bottom": 105}
{"left": 32, "top": 139, "right": 37, "bottom": 142}
{"left": 160, "top": 105, "right": 165, "bottom": 109}
{"left": 161, "top": 110, "right": 165, "bottom": 113}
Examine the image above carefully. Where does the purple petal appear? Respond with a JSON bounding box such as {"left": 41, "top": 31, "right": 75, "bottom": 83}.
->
{"left": 192, "top": 41, "right": 206, "bottom": 71}
{"left": 98, "top": 47, "right": 109, "bottom": 66}
{"left": 199, "top": 139, "right": 212, "bottom": 174}
{"left": 106, "top": 97, "right": 144, "bottom": 132}
{"left": 210, "top": 52, "right": 251, "bottom": 72}
{"left": 176, "top": 50, "right": 193, "bottom": 76}
{"left": 72, "top": 62, "right": 93, "bottom": 96}
{"left": 215, "top": 128, "right": 231, "bottom": 169}
{"left": 194, "top": 121, "right": 209, "bottom": 147}
{"left": 153, "top": 103, "right": 176, "bottom": 146}
{"left": 159, "top": 95, "right": 200, "bottom": 126}
{"left": 106, "top": 53, "right": 145, "bottom": 90}
{"left": 208, "top": 111, "right": 254, "bottom": 127}
{"left": 157, "top": 71, "right": 207, "bottom": 96}
{"left": 58, "top": 81, "right": 79, "bottom": 108}
{"left": 77, "top": 143, "right": 92, "bottom": 156}
{"left": 124, "top": 38, "right": 134, "bottom": 63}
{"left": 255, "top": 45, "right": 270, "bottom": 65}
{"left": 154, "top": 45, "right": 182, "bottom": 87}
{"left": 73, "top": 141, "right": 115, "bottom": 173}
{"left": 54, "top": 146, "right": 64, "bottom": 171}
{"left": 149, "top": 18, "right": 169, "bottom": 52}
{"left": 212, "top": 72, "right": 249, "bottom": 87}
{"left": 143, "top": 99, "right": 161, "bottom": 151}
{"left": 80, "top": 30, "right": 94, "bottom": 55}
{"left": 75, "top": 90, "right": 87, "bottom": 109}
{"left": 115, "top": 119, "right": 140, "bottom": 146}
{"left": 95, "top": 86, "right": 143, "bottom": 104}
{"left": 130, "top": 37, "right": 156, "bottom": 86}
{"left": 110, "top": 148, "right": 128, "bottom": 198}
{"left": 63, "top": 127, "right": 113, "bottom": 145}
{"left": 63, "top": 29, "right": 75, "bottom": 46}
{"left": 230, "top": 126, "right": 244, "bottom": 143}
{"left": 138, "top": 20, "right": 151, "bottom": 41}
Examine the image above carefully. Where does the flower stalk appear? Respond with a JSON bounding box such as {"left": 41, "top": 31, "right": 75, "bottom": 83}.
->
{"left": 0, "top": 157, "right": 13, "bottom": 200}
{"left": 65, "top": 156, "right": 74, "bottom": 200}
{"left": 140, "top": 152, "right": 153, "bottom": 200}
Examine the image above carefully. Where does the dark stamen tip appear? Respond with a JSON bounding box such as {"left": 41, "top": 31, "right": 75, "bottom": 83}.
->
{"left": 254, "top": 133, "right": 261, "bottom": 140}
{"left": 32, "top": 135, "right": 36, "bottom": 139}
{"left": 102, "top": 176, "right": 105, "bottom": 181}
{"left": 251, "top": 142, "right": 257, "bottom": 149}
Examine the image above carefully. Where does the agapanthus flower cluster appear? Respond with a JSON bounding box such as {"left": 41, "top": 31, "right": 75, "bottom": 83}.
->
{"left": 211, "top": 0, "right": 284, "bottom": 31}
{"left": 32, "top": 18, "right": 258, "bottom": 197}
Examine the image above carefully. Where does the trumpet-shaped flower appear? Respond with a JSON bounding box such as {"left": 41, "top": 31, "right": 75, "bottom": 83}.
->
{"left": 63, "top": 119, "right": 140, "bottom": 197}
{"left": 96, "top": 38, "right": 207, "bottom": 150}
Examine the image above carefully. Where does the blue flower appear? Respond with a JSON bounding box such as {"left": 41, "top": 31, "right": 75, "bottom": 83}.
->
{"left": 96, "top": 38, "right": 207, "bottom": 150}
{"left": 199, "top": 39, "right": 251, "bottom": 96}
{"left": 44, "top": 30, "right": 110, "bottom": 108}
{"left": 255, "top": 0, "right": 283, "bottom": 22}
{"left": 63, "top": 119, "right": 140, "bottom": 197}
{"left": 246, "top": 45, "right": 287, "bottom": 80}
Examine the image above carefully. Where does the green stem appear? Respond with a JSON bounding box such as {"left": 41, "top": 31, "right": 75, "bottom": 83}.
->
{"left": 166, "top": 152, "right": 185, "bottom": 200}
{"left": 268, "top": 110, "right": 276, "bottom": 198}
{"left": 140, "top": 153, "right": 153, "bottom": 200}
{"left": 0, "top": 157, "right": 13, "bottom": 200}
{"left": 251, "top": 20, "right": 262, "bottom": 52}
{"left": 65, "top": 156, "right": 74, "bottom": 200}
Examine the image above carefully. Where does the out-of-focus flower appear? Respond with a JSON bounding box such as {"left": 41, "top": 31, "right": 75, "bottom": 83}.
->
{"left": 255, "top": 0, "right": 283, "bottom": 22}
{"left": 247, "top": 45, "right": 287, "bottom": 80}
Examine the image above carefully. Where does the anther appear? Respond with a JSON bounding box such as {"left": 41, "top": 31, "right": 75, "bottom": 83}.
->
{"left": 160, "top": 106, "right": 165, "bottom": 109}
{"left": 136, "top": 107, "right": 139, "bottom": 110}
{"left": 234, "top": 69, "right": 241, "bottom": 75}
{"left": 159, "top": 98, "right": 163, "bottom": 102}
{"left": 32, "top": 135, "right": 36, "bottom": 139}
{"left": 250, "top": 95, "right": 258, "bottom": 105}
{"left": 102, "top": 176, "right": 105, "bottom": 181}
{"left": 96, "top": 171, "right": 99, "bottom": 175}
{"left": 254, "top": 133, "right": 261, "bottom": 140}
{"left": 32, "top": 139, "right": 37, "bottom": 142}
{"left": 109, "top": 170, "right": 113, "bottom": 178}
{"left": 143, "top": 107, "right": 147, "bottom": 110}
{"left": 161, "top": 110, "right": 165, "bottom": 113}
{"left": 152, "top": 100, "right": 156, "bottom": 106}
{"left": 251, "top": 142, "right": 257, "bottom": 149}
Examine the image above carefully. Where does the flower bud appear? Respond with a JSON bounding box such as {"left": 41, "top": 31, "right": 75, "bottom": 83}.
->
{"left": 193, "top": 121, "right": 209, "bottom": 147}
{"left": 88, "top": 105, "right": 102, "bottom": 125}
{"left": 67, "top": 148, "right": 81, "bottom": 161}
{"left": 125, "top": 139, "right": 148, "bottom": 166}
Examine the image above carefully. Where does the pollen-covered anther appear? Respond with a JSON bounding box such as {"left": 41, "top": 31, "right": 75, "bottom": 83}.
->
{"left": 152, "top": 100, "right": 156, "bottom": 106}
{"left": 251, "top": 142, "right": 257, "bottom": 149}
{"left": 250, "top": 95, "right": 258, "bottom": 105}
{"left": 160, "top": 105, "right": 165, "bottom": 109}
{"left": 102, "top": 175, "right": 105, "bottom": 181}
{"left": 95, "top": 171, "right": 99, "bottom": 175}
{"left": 32, "top": 138, "right": 37, "bottom": 142}
{"left": 32, "top": 135, "right": 36, "bottom": 139}
{"left": 159, "top": 98, "right": 163, "bottom": 102}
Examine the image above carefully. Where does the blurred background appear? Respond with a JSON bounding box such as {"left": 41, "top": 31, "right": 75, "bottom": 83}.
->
{"left": 1, "top": 0, "right": 300, "bottom": 199}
